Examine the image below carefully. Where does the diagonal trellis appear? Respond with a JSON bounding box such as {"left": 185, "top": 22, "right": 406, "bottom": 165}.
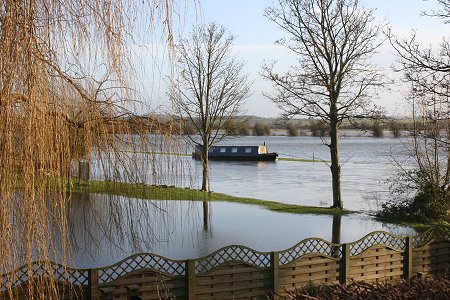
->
{"left": 98, "top": 253, "right": 185, "bottom": 284}
{"left": 279, "top": 238, "right": 341, "bottom": 265}
{"left": 349, "top": 231, "right": 405, "bottom": 256}
{"left": 1, "top": 230, "right": 449, "bottom": 291}
{"left": 0, "top": 262, "right": 88, "bottom": 292}
{"left": 413, "top": 226, "right": 450, "bottom": 248}
{"left": 195, "top": 245, "right": 270, "bottom": 274}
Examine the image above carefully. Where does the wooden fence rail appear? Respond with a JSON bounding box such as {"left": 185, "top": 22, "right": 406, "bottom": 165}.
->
{"left": 1, "top": 228, "right": 449, "bottom": 299}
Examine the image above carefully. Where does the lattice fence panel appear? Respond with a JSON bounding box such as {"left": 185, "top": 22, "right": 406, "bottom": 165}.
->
{"left": 98, "top": 253, "right": 185, "bottom": 284}
{"left": 413, "top": 227, "right": 450, "bottom": 248}
{"left": 349, "top": 231, "right": 405, "bottom": 256}
{"left": 0, "top": 262, "right": 88, "bottom": 292}
{"left": 279, "top": 238, "right": 341, "bottom": 265}
{"left": 195, "top": 246, "right": 270, "bottom": 274}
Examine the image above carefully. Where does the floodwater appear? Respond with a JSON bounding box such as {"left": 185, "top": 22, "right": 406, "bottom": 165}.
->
{"left": 70, "top": 196, "right": 416, "bottom": 268}
{"left": 71, "top": 136, "right": 418, "bottom": 267}
{"left": 190, "top": 136, "right": 412, "bottom": 211}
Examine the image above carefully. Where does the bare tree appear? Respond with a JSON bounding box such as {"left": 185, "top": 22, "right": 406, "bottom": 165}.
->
{"left": 389, "top": 0, "right": 450, "bottom": 180}
{"left": 262, "top": 0, "right": 385, "bottom": 209}
{"left": 383, "top": 0, "right": 450, "bottom": 220}
{"left": 172, "top": 23, "right": 252, "bottom": 192}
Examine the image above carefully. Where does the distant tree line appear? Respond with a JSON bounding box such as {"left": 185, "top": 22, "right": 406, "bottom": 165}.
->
{"left": 170, "top": 119, "right": 422, "bottom": 138}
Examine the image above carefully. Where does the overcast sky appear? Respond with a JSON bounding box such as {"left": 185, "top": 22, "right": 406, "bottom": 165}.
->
{"left": 165, "top": 0, "right": 446, "bottom": 118}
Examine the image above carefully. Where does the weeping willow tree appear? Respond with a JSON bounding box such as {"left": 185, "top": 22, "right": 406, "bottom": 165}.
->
{"left": 0, "top": 0, "right": 192, "bottom": 298}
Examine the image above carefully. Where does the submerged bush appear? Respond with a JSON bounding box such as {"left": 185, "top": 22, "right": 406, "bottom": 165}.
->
{"left": 378, "top": 169, "right": 450, "bottom": 222}
{"left": 286, "top": 122, "right": 299, "bottom": 136}
{"left": 309, "top": 120, "right": 329, "bottom": 137}
{"left": 253, "top": 122, "right": 271, "bottom": 136}
{"left": 389, "top": 120, "right": 402, "bottom": 138}
{"left": 371, "top": 121, "right": 384, "bottom": 137}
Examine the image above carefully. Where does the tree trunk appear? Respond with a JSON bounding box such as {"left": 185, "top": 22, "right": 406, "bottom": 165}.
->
{"left": 445, "top": 117, "right": 450, "bottom": 186}
{"left": 201, "top": 146, "right": 209, "bottom": 192}
{"left": 331, "top": 214, "right": 342, "bottom": 258}
{"left": 330, "top": 118, "right": 343, "bottom": 209}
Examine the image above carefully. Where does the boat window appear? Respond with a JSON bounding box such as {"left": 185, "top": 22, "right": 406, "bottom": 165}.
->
{"left": 245, "top": 147, "right": 252, "bottom": 153}
{"left": 231, "top": 147, "right": 238, "bottom": 153}
{"left": 220, "top": 147, "right": 226, "bottom": 153}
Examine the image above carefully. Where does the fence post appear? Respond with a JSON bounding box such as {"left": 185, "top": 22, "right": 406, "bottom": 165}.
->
{"left": 185, "top": 260, "right": 196, "bottom": 299}
{"left": 270, "top": 251, "right": 280, "bottom": 299}
{"left": 340, "top": 244, "right": 350, "bottom": 284}
{"left": 404, "top": 236, "right": 413, "bottom": 279}
{"left": 88, "top": 268, "right": 99, "bottom": 300}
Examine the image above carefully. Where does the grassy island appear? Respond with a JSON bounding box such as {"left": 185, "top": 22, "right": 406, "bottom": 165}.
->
{"left": 70, "top": 180, "right": 350, "bottom": 216}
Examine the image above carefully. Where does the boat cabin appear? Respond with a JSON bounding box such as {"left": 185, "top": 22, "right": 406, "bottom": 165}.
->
{"left": 208, "top": 145, "right": 268, "bottom": 155}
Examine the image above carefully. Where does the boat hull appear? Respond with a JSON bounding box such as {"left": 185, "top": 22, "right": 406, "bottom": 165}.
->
{"left": 207, "top": 153, "right": 278, "bottom": 161}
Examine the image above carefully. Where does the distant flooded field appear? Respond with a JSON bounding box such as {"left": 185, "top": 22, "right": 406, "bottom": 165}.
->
{"left": 189, "top": 136, "right": 412, "bottom": 211}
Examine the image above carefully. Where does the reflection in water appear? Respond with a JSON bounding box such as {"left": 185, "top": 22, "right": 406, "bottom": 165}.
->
{"left": 67, "top": 195, "right": 416, "bottom": 268}
{"left": 203, "top": 201, "right": 209, "bottom": 232}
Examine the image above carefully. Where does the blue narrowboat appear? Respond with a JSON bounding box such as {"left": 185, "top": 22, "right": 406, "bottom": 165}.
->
{"left": 192, "top": 144, "right": 278, "bottom": 161}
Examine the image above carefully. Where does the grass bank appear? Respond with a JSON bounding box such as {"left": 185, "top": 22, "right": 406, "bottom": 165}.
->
{"left": 70, "top": 180, "right": 350, "bottom": 216}
{"left": 278, "top": 157, "right": 328, "bottom": 163}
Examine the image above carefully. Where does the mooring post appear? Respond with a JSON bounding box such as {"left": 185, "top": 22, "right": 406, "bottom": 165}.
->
{"left": 270, "top": 251, "right": 280, "bottom": 299}
{"left": 340, "top": 243, "right": 350, "bottom": 284}
{"left": 185, "top": 259, "right": 196, "bottom": 299}
{"left": 78, "top": 160, "right": 90, "bottom": 181}
{"left": 404, "top": 236, "right": 413, "bottom": 279}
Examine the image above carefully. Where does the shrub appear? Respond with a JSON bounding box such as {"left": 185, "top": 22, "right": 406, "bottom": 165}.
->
{"left": 183, "top": 121, "right": 197, "bottom": 135}
{"left": 371, "top": 121, "right": 384, "bottom": 137}
{"left": 389, "top": 120, "right": 402, "bottom": 138}
{"left": 238, "top": 124, "right": 250, "bottom": 135}
{"left": 224, "top": 119, "right": 239, "bottom": 135}
{"left": 309, "top": 120, "right": 329, "bottom": 137}
{"left": 379, "top": 169, "right": 450, "bottom": 222}
{"left": 223, "top": 119, "right": 250, "bottom": 136}
{"left": 253, "top": 122, "right": 271, "bottom": 136}
{"left": 286, "top": 122, "right": 299, "bottom": 136}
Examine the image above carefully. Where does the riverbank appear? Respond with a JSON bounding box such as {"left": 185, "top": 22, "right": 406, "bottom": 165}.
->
{"left": 70, "top": 180, "right": 350, "bottom": 216}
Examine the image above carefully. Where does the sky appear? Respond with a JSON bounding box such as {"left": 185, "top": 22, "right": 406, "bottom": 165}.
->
{"left": 166, "top": 0, "right": 447, "bottom": 118}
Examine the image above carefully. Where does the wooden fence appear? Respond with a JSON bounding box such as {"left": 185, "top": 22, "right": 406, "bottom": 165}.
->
{"left": 1, "top": 228, "right": 449, "bottom": 299}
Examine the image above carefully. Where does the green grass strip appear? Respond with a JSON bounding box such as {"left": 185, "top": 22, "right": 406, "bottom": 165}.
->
{"left": 278, "top": 157, "right": 329, "bottom": 163}
{"left": 70, "top": 180, "right": 350, "bottom": 216}
{"left": 123, "top": 150, "right": 191, "bottom": 157}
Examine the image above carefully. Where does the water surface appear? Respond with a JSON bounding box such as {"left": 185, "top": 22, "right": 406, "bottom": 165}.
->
{"left": 70, "top": 196, "right": 415, "bottom": 268}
